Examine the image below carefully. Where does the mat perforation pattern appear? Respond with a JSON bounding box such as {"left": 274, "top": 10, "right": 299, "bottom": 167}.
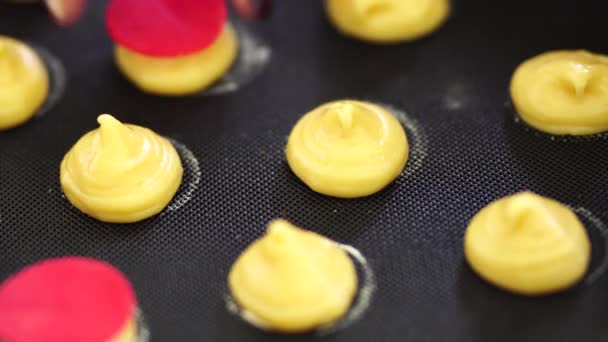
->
{"left": 1, "top": 0, "right": 608, "bottom": 341}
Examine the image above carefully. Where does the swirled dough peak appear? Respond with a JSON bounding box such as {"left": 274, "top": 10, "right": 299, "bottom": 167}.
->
{"left": 465, "top": 192, "right": 590, "bottom": 295}
{"left": 228, "top": 219, "right": 357, "bottom": 333}
{"left": 511, "top": 50, "right": 608, "bottom": 135}
{"left": 286, "top": 100, "right": 408, "bottom": 198}
{"left": 325, "top": 0, "right": 449, "bottom": 43}
{"left": 60, "top": 114, "right": 183, "bottom": 223}
{"left": 0, "top": 35, "right": 49, "bottom": 130}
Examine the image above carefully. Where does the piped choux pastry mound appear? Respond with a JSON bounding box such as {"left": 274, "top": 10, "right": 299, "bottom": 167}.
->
{"left": 0, "top": 35, "right": 49, "bottom": 130}
{"left": 511, "top": 50, "right": 608, "bottom": 135}
{"left": 286, "top": 100, "right": 409, "bottom": 198}
{"left": 325, "top": 0, "right": 449, "bottom": 43}
{"left": 465, "top": 192, "right": 591, "bottom": 295}
{"left": 60, "top": 114, "right": 183, "bottom": 223}
{"left": 229, "top": 219, "right": 358, "bottom": 333}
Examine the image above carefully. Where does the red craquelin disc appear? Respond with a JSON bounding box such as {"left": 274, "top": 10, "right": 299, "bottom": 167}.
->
{"left": 0, "top": 257, "right": 136, "bottom": 342}
{"left": 106, "top": 0, "right": 227, "bottom": 57}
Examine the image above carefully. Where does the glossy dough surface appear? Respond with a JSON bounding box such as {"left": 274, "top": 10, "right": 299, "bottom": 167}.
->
{"left": 115, "top": 25, "right": 238, "bottom": 96}
{"left": 511, "top": 50, "right": 608, "bottom": 135}
{"left": 0, "top": 35, "right": 49, "bottom": 130}
{"left": 325, "top": 0, "right": 449, "bottom": 43}
{"left": 286, "top": 100, "right": 408, "bottom": 198}
{"left": 228, "top": 220, "right": 357, "bottom": 333}
{"left": 465, "top": 192, "right": 591, "bottom": 295}
{"left": 60, "top": 114, "right": 183, "bottom": 223}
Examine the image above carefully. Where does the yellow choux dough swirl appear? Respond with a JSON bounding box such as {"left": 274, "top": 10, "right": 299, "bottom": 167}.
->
{"left": 511, "top": 50, "right": 608, "bottom": 135}
{"left": 325, "top": 0, "right": 449, "bottom": 43}
{"left": 0, "top": 35, "right": 49, "bottom": 130}
{"left": 465, "top": 192, "right": 591, "bottom": 296}
{"left": 228, "top": 219, "right": 357, "bottom": 333}
{"left": 286, "top": 100, "right": 408, "bottom": 198}
{"left": 115, "top": 25, "right": 238, "bottom": 96}
{"left": 60, "top": 114, "right": 183, "bottom": 223}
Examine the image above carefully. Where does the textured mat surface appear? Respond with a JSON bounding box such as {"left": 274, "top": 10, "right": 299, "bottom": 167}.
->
{"left": 1, "top": 0, "right": 607, "bottom": 341}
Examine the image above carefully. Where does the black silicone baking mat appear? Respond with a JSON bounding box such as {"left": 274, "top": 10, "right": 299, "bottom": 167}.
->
{"left": 1, "top": 0, "right": 608, "bottom": 341}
